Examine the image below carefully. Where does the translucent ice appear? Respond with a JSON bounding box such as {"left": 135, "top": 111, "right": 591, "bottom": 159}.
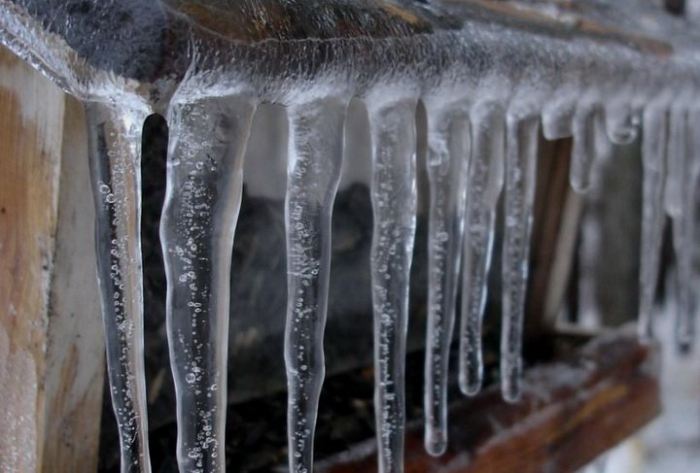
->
{"left": 368, "top": 97, "right": 417, "bottom": 473}
{"left": 284, "top": 98, "right": 346, "bottom": 473}
{"left": 423, "top": 103, "right": 469, "bottom": 456}
{"left": 458, "top": 102, "right": 505, "bottom": 397}
{"left": 160, "top": 96, "right": 255, "bottom": 472}
{"left": 638, "top": 108, "right": 668, "bottom": 341}
{"left": 85, "top": 101, "right": 152, "bottom": 473}
{"left": 501, "top": 113, "right": 540, "bottom": 403}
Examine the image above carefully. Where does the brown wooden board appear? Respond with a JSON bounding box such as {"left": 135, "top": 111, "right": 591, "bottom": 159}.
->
{"left": 317, "top": 326, "right": 660, "bottom": 473}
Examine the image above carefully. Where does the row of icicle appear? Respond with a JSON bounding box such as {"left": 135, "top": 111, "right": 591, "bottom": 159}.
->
{"left": 83, "top": 91, "right": 698, "bottom": 473}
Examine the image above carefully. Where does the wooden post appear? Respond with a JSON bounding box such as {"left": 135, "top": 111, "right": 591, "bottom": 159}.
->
{"left": 0, "top": 46, "right": 104, "bottom": 472}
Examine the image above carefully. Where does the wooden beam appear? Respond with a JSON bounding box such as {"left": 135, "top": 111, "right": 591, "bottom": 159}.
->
{"left": 316, "top": 326, "right": 660, "bottom": 473}
{"left": 0, "top": 46, "right": 104, "bottom": 472}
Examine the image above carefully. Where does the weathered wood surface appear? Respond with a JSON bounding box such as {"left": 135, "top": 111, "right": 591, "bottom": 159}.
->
{"left": 317, "top": 326, "right": 660, "bottom": 473}
{"left": 0, "top": 45, "right": 104, "bottom": 472}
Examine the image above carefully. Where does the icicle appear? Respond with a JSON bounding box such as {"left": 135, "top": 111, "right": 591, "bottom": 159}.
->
{"left": 664, "top": 108, "right": 687, "bottom": 219}
{"left": 284, "top": 98, "right": 346, "bottom": 473}
{"left": 368, "top": 97, "right": 417, "bottom": 473}
{"left": 458, "top": 102, "right": 505, "bottom": 396}
{"left": 423, "top": 106, "right": 470, "bottom": 456}
{"left": 670, "top": 110, "right": 698, "bottom": 352}
{"left": 605, "top": 104, "right": 639, "bottom": 145}
{"left": 160, "top": 97, "right": 255, "bottom": 472}
{"left": 541, "top": 101, "right": 574, "bottom": 140}
{"left": 570, "top": 104, "right": 598, "bottom": 192}
{"left": 85, "top": 102, "right": 152, "bottom": 473}
{"left": 638, "top": 108, "right": 667, "bottom": 341}
{"left": 501, "top": 113, "right": 540, "bottom": 403}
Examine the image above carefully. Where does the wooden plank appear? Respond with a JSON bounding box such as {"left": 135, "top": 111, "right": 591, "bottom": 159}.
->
{"left": 0, "top": 46, "right": 104, "bottom": 472}
{"left": 316, "top": 326, "right": 660, "bottom": 473}
{"left": 41, "top": 96, "right": 104, "bottom": 472}
{"left": 0, "top": 43, "right": 66, "bottom": 473}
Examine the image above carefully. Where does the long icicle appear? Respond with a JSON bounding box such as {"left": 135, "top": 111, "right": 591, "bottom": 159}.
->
{"left": 423, "top": 106, "right": 470, "bottom": 456}
{"left": 368, "top": 98, "right": 417, "bottom": 473}
{"left": 458, "top": 102, "right": 505, "bottom": 396}
{"left": 85, "top": 102, "right": 152, "bottom": 473}
{"left": 670, "top": 109, "right": 697, "bottom": 352}
{"left": 284, "top": 98, "right": 346, "bottom": 473}
{"left": 638, "top": 107, "right": 667, "bottom": 341}
{"left": 501, "top": 113, "right": 540, "bottom": 403}
{"left": 160, "top": 97, "right": 255, "bottom": 472}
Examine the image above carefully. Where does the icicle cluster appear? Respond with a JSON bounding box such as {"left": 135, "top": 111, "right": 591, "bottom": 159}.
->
{"left": 3, "top": 0, "right": 700, "bottom": 471}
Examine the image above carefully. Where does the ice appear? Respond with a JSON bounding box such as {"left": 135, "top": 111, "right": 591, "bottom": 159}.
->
{"left": 422, "top": 103, "right": 470, "bottom": 456}
{"left": 367, "top": 96, "right": 417, "bottom": 473}
{"left": 458, "top": 101, "right": 505, "bottom": 397}
{"left": 605, "top": 104, "right": 640, "bottom": 145}
{"left": 160, "top": 96, "right": 255, "bottom": 472}
{"left": 638, "top": 107, "right": 668, "bottom": 341}
{"left": 570, "top": 103, "right": 599, "bottom": 193}
{"left": 4, "top": 0, "right": 700, "bottom": 471}
{"left": 664, "top": 108, "right": 688, "bottom": 219}
{"left": 284, "top": 98, "right": 346, "bottom": 473}
{"left": 501, "top": 113, "right": 540, "bottom": 403}
{"left": 669, "top": 110, "right": 699, "bottom": 352}
{"left": 85, "top": 101, "right": 152, "bottom": 473}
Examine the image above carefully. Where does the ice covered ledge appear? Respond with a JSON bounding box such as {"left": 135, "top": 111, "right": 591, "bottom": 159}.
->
{"left": 0, "top": 0, "right": 693, "bottom": 110}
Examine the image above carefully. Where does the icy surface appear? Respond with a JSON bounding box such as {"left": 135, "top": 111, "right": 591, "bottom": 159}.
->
{"left": 638, "top": 108, "right": 667, "bottom": 341}
{"left": 501, "top": 114, "right": 540, "bottom": 403}
{"left": 423, "top": 103, "right": 469, "bottom": 456}
{"left": 85, "top": 102, "right": 152, "bottom": 473}
{"left": 368, "top": 97, "right": 417, "bottom": 473}
{"left": 284, "top": 98, "right": 346, "bottom": 473}
{"left": 458, "top": 102, "right": 505, "bottom": 397}
{"left": 160, "top": 96, "right": 255, "bottom": 472}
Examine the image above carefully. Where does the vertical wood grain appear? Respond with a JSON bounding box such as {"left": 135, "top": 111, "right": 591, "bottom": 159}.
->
{"left": 0, "top": 45, "right": 104, "bottom": 472}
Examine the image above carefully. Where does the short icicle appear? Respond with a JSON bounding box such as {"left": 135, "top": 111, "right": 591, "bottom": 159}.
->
{"left": 670, "top": 109, "right": 698, "bottom": 352}
{"left": 423, "top": 105, "right": 470, "bottom": 456}
{"left": 501, "top": 113, "right": 540, "bottom": 403}
{"left": 85, "top": 102, "right": 152, "bottom": 473}
{"left": 458, "top": 102, "right": 505, "bottom": 396}
{"left": 570, "top": 103, "right": 598, "bottom": 192}
{"left": 160, "top": 97, "right": 255, "bottom": 472}
{"left": 541, "top": 101, "right": 574, "bottom": 140}
{"left": 368, "top": 97, "right": 417, "bottom": 473}
{"left": 638, "top": 108, "right": 667, "bottom": 341}
{"left": 284, "top": 98, "right": 347, "bottom": 473}
{"left": 605, "top": 104, "right": 639, "bottom": 145}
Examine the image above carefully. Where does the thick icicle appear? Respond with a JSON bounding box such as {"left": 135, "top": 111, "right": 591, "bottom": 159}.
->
{"left": 541, "top": 101, "right": 574, "bottom": 140}
{"left": 85, "top": 102, "right": 151, "bottom": 473}
{"left": 284, "top": 98, "right": 346, "bottom": 473}
{"left": 570, "top": 104, "right": 598, "bottom": 193}
{"left": 423, "top": 106, "right": 470, "bottom": 456}
{"left": 458, "top": 102, "right": 505, "bottom": 396}
{"left": 160, "top": 97, "right": 255, "bottom": 472}
{"left": 501, "top": 113, "right": 540, "bottom": 403}
{"left": 670, "top": 110, "right": 698, "bottom": 352}
{"left": 368, "top": 97, "right": 417, "bottom": 473}
{"left": 638, "top": 108, "right": 667, "bottom": 341}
